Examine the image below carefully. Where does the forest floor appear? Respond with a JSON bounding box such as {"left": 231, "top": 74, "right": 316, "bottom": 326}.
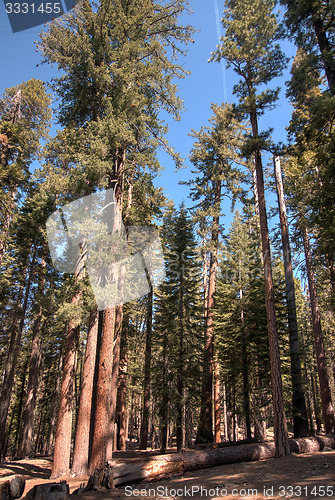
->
{"left": 1, "top": 448, "right": 335, "bottom": 500}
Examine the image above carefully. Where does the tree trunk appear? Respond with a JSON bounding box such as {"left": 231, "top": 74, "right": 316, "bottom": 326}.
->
{"left": 13, "top": 358, "right": 29, "bottom": 457}
{"left": 249, "top": 104, "right": 290, "bottom": 457}
{"left": 46, "top": 346, "right": 63, "bottom": 455}
{"left": 240, "top": 290, "right": 251, "bottom": 441}
{"left": 196, "top": 180, "right": 221, "bottom": 444}
{"left": 51, "top": 254, "right": 84, "bottom": 478}
{"left": 159, "top": 329, "right": 169, "bottom": 454}
{"left": 0, "top": 248, "right": 36, "bottom": 459}
{"left": 116, "top": 315, "right": 128, "bottom": 451}
{"left": 0, "top": 190, "right": 16, "bottom": 269}
{"left": 301, "top": 225, "right": 335, "bottom": 434}
{"left": 106, "top": 303, "right": 124, "bottom": 460}
{"left": 222, "top": 381, "right": 228, "bottom": 442}
{"left": 89, "top": 307, "right": 115, "bottom": 474}
{"left": 20, "top": 316, "right": 44, "bottom": 457}
{"left": 274, "top": 156, "right": 309, "bottom": 438}
{"left": 311, "top": 15, "right": 335, "bottom": 94}
{"left": 71, "top": 308, "right": 99, "bottom": 476}
{"left": 140, "top": 284, "right": 153, "bottom": 450}
{"left": 214, "top": 361, "right": 221, "bottom": 444}
{"left": 20, "top": 256, "right": 47, "bottom": 458}
{"left": 176, "top": 253, "right": 185, "bottom": 453}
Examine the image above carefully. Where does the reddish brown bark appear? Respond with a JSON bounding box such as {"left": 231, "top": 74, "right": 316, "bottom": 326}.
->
{"left": 274, "top": 157, "right": 309, "bottom": 438}
{"left": 71, "top": 308, "right": 99, "bottom": 476}
{"left": 196, "top": 180, "right": 221, "bottom": 444}
{"left": 89, "top": 307, "right": 115, "bottom": 474}
{"left": 140, "top": 284, "right": 153, "bottom": 450}
{"left": 20, "top": 314, "right": 43, "bottom": 457}
{"left": 249, "top": 98, "right": 290, "bottom": 456}
{"left": 47, "top": 347, "right": 63, "bottom": 455}
{"left": 214, "top": 361, "right": 221, "bottom": 444}
{"left": 20, "top": 256, "right": 46, "bottom": 457}
{"left": 117, "top": 316, "right": 128, "bottom": 451}
{"left": 51, "top": 256, "right": 84, "bottom": 478}
{"left": 112, "top": 435, "right": 335, "bottom": 487}
{"left": 302, "top": 225, "right": 335, "bottom": 434}
{"left": 106, "top": 303, "right": 123, "bottom": 460}
{"left": 0, "top": 248, "right": 36, "bottom": 458}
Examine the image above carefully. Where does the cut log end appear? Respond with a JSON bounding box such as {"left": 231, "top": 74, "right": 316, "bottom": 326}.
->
{"left": 85, "top": 468, "right": 113, "bottom": 491}
{"left": 0, "top": 475, "right": 25, "bottom": 500}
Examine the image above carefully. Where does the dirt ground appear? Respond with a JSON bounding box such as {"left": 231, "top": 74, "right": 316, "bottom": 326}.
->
{"left": 1, "top": 449, "right": 335, "bottom": 500}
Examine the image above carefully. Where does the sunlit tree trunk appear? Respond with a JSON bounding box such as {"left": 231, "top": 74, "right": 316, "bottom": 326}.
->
{"left": 71, "top": 308, "right": 99, "bottom": 476}
{"left": 140, "top": 284, "right": 153, "bottom": 450}
{"left": 51, "top": 254, "right": 84, "bottom": 478}
{"left": 302, "top": 225, "right": 335, "bottom": 434}
{"left": 274, "top": 156, "right": 309, "bottom": 438}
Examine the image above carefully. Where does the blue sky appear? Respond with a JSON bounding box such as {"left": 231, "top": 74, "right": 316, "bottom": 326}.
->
{"left": 0, "top": 0, "right": 297, "bottom": 231}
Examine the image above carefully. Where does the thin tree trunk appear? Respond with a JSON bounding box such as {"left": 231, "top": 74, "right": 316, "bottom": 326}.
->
{"left": 20, "top": 317, "right": 44, "bottom": 457}
{"left": 47, "top": 347, "right": 63, "bottom": 456}
{"left": 240, "top": 289, "right": 251, "bottom": 441}
{"left": 140, "top": 284, "right": 153, "bottom": 450}
{"left": 13, "top": 358, "right": 29, "bottom": 457}
{"left": 274, "top": 156, "right": 308, "bottom": 438}
{"left": 160, "top": 329, "right": 169, "bottom": 454}
{"left": 311, "top": 15, "right": 335, "bottom": 94}
{"left": 214, "top": 361, "right": 221, "bottom": 444}
{"left": 106, "top": 303, "right": 124, "bottom": 460}
{"left": 71, "top": 308, "right": 99, "bottom": 476}
{"left": 196, "top": 180, "right": 221, "bottom": 444}
{"left": 176, "top": 252, "right": 185, "bottom": 453}
{"left": 232, "top": 373, "right": 236, "bottom": 442}
{"left": 0, "top": 248, "right": 36, "bottom": 458}
{"left": 222, "top": 381, "right": 228, "bottom": 442}
{"left": 20, "top": 256, "right": 47, "bottom": 458}
{"left": 0, "top": 190, "right": 16, "bottom": 269}
{"left": 249, "top": 101, "right": 290, "bottom": 457}
{"left": 117, "top": 315, "right": 128, "bottom": 451}
{"left": 301, "top": 225, "right": 335, "bottom": 434}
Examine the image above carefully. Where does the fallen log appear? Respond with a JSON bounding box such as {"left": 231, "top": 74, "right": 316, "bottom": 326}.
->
{"left": 112, "top": 434, "right": 335, "bottom": 487}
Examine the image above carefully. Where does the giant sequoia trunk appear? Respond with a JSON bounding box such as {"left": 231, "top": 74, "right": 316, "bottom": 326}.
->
{"left": 71, "top": 308, "right": 99, "bottom": 476}
{"left": 274, "top": 157, "right": 308, "bottom": 438}
{"left": 302, "top": 225, "right": 335, "bottom": 434}
{"left": 88, "top": 150, "right": 126, "bottom": 478}
{"left": 89, "top": 307, "right": 115, "bottom": 474}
